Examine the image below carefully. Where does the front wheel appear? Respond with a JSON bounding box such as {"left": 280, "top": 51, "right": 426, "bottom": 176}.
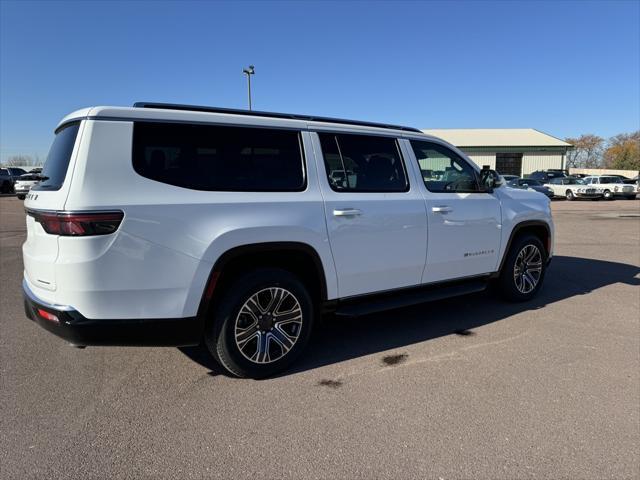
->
{"left": 565, "top": 189, "right": 575, "bottom": 201}
{"left": 17, "top": 195, "right": 25, "bottom": 200}
{"left": 205, "top": 268, "right": 314, "bottom": 378}
{"left": 498, "top": 235, "right": 547, "bottom": 302}
{"left": 603, "top": 190, "right": 613, "bottom": 200}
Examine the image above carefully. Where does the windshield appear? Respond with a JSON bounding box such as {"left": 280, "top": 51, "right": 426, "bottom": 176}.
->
{"left": 33, "top": 122, "right": 80, "bottom": 191}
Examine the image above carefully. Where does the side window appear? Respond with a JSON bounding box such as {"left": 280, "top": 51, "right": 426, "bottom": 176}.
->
{"left": 410, "top": 141, "right": 479, "bottom": 193}
{"left": 550, "top": 178, "right": 562, "bottom": 185}
{"left": 132, "top": 122, "right": 305, "bottom": 192}
{"left": 318, "top": 133, "right": 408, "bottom": 192}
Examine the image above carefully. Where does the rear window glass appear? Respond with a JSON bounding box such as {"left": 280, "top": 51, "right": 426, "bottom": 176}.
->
{"left": 132, "top": 122, "right": 306, "bottom": 191}
{"left": 33, "top": 122, "right": 81, "bottom": 191}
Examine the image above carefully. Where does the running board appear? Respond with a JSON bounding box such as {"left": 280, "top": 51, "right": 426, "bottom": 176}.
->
{"left": 334, "top": 279, "right": 489, "bottom": 317}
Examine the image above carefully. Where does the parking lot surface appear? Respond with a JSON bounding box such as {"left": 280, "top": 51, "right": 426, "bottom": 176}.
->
{"left": 1, "top": 197, "right": 639, "bottom": 479}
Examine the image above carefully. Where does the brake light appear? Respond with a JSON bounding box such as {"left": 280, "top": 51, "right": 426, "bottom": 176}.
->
{"left": 27, "top": 209, "right": 124, "bottom": 236}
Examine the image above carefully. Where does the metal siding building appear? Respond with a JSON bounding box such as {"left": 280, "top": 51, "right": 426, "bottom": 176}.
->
{"left": 421, "top": 129, "right": 572, "bottom": 176}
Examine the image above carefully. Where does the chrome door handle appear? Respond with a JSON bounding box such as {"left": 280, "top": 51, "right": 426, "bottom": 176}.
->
{"left": 333, "top": 208, "right": 362, "bottom": 217}
{"left": 432, "top": 205, "right": 453, "bottom": 214}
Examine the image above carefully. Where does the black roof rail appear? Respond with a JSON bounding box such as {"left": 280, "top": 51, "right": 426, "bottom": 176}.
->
{"left": 132, "top": 102, "right": 422, "bottom": 133}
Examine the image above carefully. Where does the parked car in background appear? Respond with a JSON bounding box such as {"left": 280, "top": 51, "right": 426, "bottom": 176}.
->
{"left": 527, "top": 169, "right": 568, "bottom": 183}
{"left": 14, "top": 173, "right": 44, "bottom": 200}
{"left": 623, "top": 175, "right": 639, "bottom": 185}
{"left": 544, "top": 177, "right": 603, "bottom": 200}
{"left": 500, "top": 174, "right": 519, "bottom": 183}
{"left": 0, "top": 167, "right": 28, "bottom": 193}
{"left": 506, "top": 178, "right": 554, "bottom": 199}
{"left": 582, "top": 176, "right": 637, "bottom": 200}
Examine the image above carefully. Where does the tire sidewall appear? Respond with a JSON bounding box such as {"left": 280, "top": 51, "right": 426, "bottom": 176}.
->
{"left": 206, "top": 268, "right": 314, "bottom": 378}
{"left": 500, "top": 235, "right": 547, "bottom": 302}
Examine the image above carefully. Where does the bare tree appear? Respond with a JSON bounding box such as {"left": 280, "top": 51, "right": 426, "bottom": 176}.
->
{"left": 563, "top": 135, "right": 604, "bottom": 168}
{"left": 4, "top": 155, "right": 41, "bottom": 167}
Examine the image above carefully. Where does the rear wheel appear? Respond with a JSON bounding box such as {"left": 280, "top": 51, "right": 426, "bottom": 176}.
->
{"left": 565, "top": 189, "right": 575, "bottom": 201}
{"left": 499, "top": 234, "right": 547, "bottom": 302}
{"left": 17, "top": 195, "right": 25, "bottom": 200}
{"left": 205, "top": 268, "right": 314, "bottom": 378}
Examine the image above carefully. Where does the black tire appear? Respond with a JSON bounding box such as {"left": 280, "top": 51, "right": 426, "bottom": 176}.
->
{"left": 17, "top": 195, "right": 25, "bottom": 200}
{"left": 205, "top": 268, "right": 314, "bottom": 378}
{"left": 603, "top": 189, "right": 613, "bottom": 200}
{"left": 498, "top": 234, "right": 547, "bottom": 302}
{"left": 565, "top": 189, "right": 574, "bottom": 201}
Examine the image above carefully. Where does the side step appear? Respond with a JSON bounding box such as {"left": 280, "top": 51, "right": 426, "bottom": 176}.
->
{"left": 334, "top": 278, "right": 489, "bottom": 317}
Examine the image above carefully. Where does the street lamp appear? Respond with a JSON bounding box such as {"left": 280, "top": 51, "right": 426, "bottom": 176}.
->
{"left": 242, "top": 65, "right": 255, "bottom": 110}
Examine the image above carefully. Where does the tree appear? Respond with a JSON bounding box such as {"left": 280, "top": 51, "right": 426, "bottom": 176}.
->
{"left": 563, "top": 134, "right": 604, "bottom": 168}
{"left": 603, "top": 131, "right": 640, "bottom": 171}
{"left": 4, "top": 155, "right": 42, "bottom": 167}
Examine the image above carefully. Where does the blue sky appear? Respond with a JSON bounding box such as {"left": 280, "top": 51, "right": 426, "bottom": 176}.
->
{"left": 1, "top": 0, "right": 639, "bottom": 162}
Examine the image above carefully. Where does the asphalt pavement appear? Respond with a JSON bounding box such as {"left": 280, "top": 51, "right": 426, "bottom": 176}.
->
{"left": 1, "top": 197, "right": 639, "bottom": 479}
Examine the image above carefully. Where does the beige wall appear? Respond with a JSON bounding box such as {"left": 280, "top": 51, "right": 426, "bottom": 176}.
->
{"left": 463, "top": 151, "right": 565, "bottom": 176}
{"left": 522, "top": 153, "right": 564, "bottom": 175}
{"left": 570, "top": 168, "right": 639, "bottom": 177}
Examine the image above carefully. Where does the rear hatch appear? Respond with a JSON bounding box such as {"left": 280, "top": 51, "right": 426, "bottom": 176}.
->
{"left": 23, "top": 121, "right": 82, "bottom": 292}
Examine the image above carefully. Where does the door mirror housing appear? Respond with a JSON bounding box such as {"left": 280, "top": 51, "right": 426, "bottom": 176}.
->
{"left": 479, "top": 166, "right": 501, "bottom": 192}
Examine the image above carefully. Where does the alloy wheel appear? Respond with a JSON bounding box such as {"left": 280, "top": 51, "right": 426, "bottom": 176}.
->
{"left": 513, "top": 244, "right": 543, "bottom": 294}
{"left": 234, "top": 287, "right": 303, "bottom": 364}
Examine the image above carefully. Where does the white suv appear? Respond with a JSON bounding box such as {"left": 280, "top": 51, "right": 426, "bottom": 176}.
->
{"left": 23, "top": 103, "right": 554, "bottom": 378}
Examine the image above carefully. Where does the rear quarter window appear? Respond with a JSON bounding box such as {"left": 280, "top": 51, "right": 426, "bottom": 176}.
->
{"left": 33, "top": 122, "right": 81, "bottom": 191}
{"left": 132, "top": 122, "right": 306, "bottom": 191}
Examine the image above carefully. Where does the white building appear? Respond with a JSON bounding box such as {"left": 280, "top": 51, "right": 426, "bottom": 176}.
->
{"left": 422, "top": 128, "right": 573, "bottom": 177}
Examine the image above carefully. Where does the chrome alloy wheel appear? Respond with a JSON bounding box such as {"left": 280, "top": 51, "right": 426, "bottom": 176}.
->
{"left": 513, "top": 244, "right": 543, "bottom": 294}
{"left": 234, "top": 287, "right": 303, "bottom": 364}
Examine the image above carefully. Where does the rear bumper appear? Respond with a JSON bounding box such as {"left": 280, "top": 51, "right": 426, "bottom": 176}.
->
{"left": 23, "top": 279, "right": 202, "bottom": 347}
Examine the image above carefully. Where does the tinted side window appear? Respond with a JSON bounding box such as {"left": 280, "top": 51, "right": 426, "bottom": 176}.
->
{"left": 410, "top": 141, "right": 479, "bottom": 193}
{"left": 318, "top": 133, "right": 408, "bottom": 192}
{"left": 133, "top": 122, "right": 305, "bottom": 191}
{"left": 33, "top": 122, "right": 81, "bottom": 191}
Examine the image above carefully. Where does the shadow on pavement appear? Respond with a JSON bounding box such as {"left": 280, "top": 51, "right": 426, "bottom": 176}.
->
{"left": 179, "top": 255, "right": 640, "bottom": 377}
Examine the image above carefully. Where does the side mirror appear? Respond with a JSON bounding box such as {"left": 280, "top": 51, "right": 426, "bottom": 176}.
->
{"left": 479, "top": 167, "right": 501, "bottom": 192}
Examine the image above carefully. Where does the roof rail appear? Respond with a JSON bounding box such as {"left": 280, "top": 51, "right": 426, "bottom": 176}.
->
{"left": 132, "top": 102, "right": 422, "bottom": 133}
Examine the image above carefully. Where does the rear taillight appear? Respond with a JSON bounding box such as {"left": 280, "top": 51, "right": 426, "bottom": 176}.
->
{"left": 27, "top": 209, "right": 124, "bottom": 236}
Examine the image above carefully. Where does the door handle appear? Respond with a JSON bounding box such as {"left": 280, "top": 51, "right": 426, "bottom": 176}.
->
{"left": 432, "top": 205, "right": 453, "bottom": 214}
{"left": 333, "top": 208, "right": 362, "bottom": 217}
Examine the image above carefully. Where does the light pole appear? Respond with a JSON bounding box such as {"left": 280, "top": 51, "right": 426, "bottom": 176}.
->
{"left": 242, "top": 65, "right": 255, "bottom": 110}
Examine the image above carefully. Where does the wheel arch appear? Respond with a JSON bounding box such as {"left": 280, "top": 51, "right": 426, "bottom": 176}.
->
{"left": 197, "top": 242, "right": 329, "bottom": 318}
{"left": 497, "top": 221, "right": 551, "bottom": 274}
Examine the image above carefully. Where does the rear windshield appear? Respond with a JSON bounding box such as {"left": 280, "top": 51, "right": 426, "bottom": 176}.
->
{"left": 33, "top": 122, "right": 80, "bottom": 191}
